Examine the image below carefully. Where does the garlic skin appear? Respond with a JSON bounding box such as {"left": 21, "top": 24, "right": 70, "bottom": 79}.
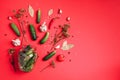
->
{"left": 55, "top": 45, "right": 60, "bottom": 49}
{"left": 28, "top": 5, "right": 34, "bottom": 17}
{"left": 12, "top": 38, "right": 21, "bottom": 46}
{"left": 40, "top": 22, "right": 47, "bottom": 32}
{"left": 48, "top": 9, "right": 53, "bottom": 16}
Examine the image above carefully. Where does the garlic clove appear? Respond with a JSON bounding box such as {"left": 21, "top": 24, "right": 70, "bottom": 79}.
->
{"left": 12, "top": 38, "right": 21, "bottom": 46}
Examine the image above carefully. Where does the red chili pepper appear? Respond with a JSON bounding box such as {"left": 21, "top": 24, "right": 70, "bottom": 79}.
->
{"left": 48, "top": 18, "right": 55, "bottom": 29}
{"left": 48, "top": 17, "right": 60, "bottom": 29}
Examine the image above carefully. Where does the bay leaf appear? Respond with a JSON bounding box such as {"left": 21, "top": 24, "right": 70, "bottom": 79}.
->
{"left": 48, "top": 9, "right": 53, "bottom": 16}
{"left": 28, "top": 5, "right": 34, "bottom": 17}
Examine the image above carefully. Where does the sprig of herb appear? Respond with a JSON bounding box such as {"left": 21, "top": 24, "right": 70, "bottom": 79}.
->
{"left": 12, "top": 8, "right": 28, "bottom": 45}
{"left": 14, "top": 9, "right": 26, "bottom": 19}
{"left": 50, "top": 24, "right": 70, "bottom": 50}
{"left": 10, "top": 56, "right": 16, "bottom": 72}
{"left": 40, "top": 60, "right": 55, "bottom": 72}
{"left": 8, "top": 48, "right": 16, "bottom": 71}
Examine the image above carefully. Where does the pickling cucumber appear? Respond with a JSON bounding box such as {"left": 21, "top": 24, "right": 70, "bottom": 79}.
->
{"left": 43, "top": 51, "right": 56, "bottom": 61}
{"left": 10, "top": 23, "right": 21, "bottom": 37}
{"left": 40, "top": 32, "right": 49, "bottom": 44}
{"left": 29, "top": 24, "right": 37, "bottom": 40}
{"left": 36, "top": 9, "right": 41, "bottom": 24}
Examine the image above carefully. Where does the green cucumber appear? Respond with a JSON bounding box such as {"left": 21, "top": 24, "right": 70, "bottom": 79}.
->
{"left": 43, "top": 51, "right": 56, "bottom": 61}
{"left": 25, "top": 56, "right": 35, "bottom": 67}
{"left": 40, "top": 32, "right": 49, "bottom": 44}
{"left": 24, "top": 45, "right": 32, "bottom": 52}
{"left": 24, "top": 64, "right": 33, "bottom": 72}
{"left": 10, "top": 23, "right": 21, "bottom": 37}
{"left": 23, "top": 54, "right": 36, "bottom": 71}
{"left": 26, "top": 49, "right": 34, "bottom": 55}
{"left": 37, "top": 9, "right": 41, "bottom": 24}
{"left": 29, "top": 24, "right": 37, "bottom": 40}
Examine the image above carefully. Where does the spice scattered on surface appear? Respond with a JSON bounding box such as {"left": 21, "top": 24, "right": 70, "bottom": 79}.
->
{"left": 68, "top": 52, "right": 71, "bottom": 54}
{"left": 69, "top": 59, "right": 71, "bottom": 62}
{"left": 48, "top": 9, "right": 53, "bottom": 16}
{"left": 28, "top": 5, "right": 34, "bottom": 17}
{"left": 66, "top": 17, "right": 71, "bottom": 21}
{"left": 12, "top": 10, "right": 16, "bottom": 13}
{"left": 26, "top": 15, "right": 28, "bottom": 18}
{"left": 54, "top": 26, "right": 58, "bottom": 29}
{"left": 61, "top": 40, "right": 74, "bottom": 50}
{"left": 4, "top": 34, "right": 7, "bottom": 36}
{"left": 72, "top": 35, "right": 74, "bottom": 38}
{"left": 12, "top": 38, "right": 21, "bottom": 46}
{"left": 8, "top": 16, "right": 12, "bottom": 20}
{"left": 58, "top": 9, "right": 62, "bottom": 14}
{"left": 14, "top": 8, "right": 26, "bottom": 19}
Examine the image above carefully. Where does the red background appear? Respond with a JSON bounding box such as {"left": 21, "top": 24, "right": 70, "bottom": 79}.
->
{"left": 0, "top": 0, "right": 120, "bottom": 80}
